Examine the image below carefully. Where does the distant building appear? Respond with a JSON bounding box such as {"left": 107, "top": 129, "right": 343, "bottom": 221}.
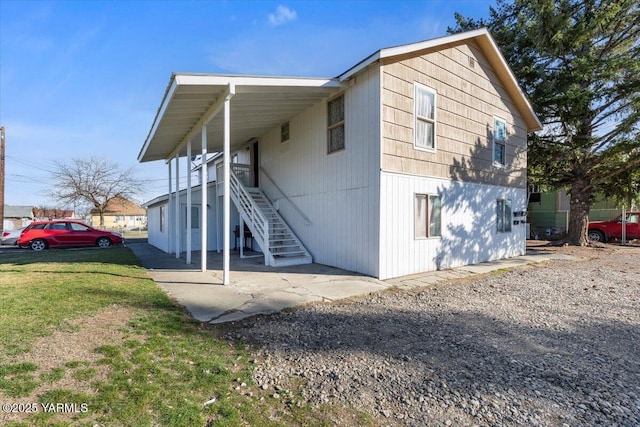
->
{"left": 33, "top": 208, "right": 74, "bottom": 221}
{"left": 3, "top": 205, "right": 34, "bottom": 230}
{"left": 90, "top": 196, "right": 147, "bottom": 230}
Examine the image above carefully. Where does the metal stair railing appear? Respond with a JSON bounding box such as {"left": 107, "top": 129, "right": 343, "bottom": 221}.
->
{"left": 229, "top": 169, "right": 271, "bottom": 265}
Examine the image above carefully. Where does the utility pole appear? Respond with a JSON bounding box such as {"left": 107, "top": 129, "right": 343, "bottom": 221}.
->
{"left": 0, "top": 126, "right": 5, "bottom": 232}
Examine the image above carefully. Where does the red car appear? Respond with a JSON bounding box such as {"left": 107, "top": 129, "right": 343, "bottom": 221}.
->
{"left": 18, "top": 220, "right": 123, "bottom": 251}
{"left": 588, "top": 212, "right": 640, "bottom": 242}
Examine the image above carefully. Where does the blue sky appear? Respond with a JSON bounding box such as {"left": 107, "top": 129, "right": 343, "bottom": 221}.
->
{"left": 0, "top": 0, "right": 493, "bottom": 208}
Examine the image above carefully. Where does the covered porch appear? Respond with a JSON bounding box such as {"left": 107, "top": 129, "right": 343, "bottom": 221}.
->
{"left": 138, "top": 74, "right": 342, "bottom": 284}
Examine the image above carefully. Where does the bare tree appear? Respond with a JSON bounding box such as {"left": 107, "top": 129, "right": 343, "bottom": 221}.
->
{"left": 49, "top": 157, "right": 146, "bottom": 226}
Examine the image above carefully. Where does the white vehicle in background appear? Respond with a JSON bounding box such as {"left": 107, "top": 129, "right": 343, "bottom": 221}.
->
{"left": 1, "top": 227, "right": 25, "bottom": 246}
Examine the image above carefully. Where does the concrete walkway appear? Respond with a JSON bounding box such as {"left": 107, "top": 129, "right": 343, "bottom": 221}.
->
{"left": 128, "top": 243, "right": 575, "bottom": 324}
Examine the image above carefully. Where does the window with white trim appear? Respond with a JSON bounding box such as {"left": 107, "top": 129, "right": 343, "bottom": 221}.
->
{"left": 496, "top": 199, "right": 512, "bottom": 233}
{"left": 327, "top": 94, "right": 345, "bottom": 153}
{"left": 415, "top": 194, "right": 442, "bottom": 238}
{"left": 414, "top": 84, "right": 436, "bottom": 151}
{"left": 160, "top": 205, "right": 165, "bottom": 232}
{"left": 493, "top": 117, "right": 507, "bottom": 166}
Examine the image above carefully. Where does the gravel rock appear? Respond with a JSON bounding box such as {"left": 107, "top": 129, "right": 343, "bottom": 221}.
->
{"left": 232, "top": 246, "right": 640, "bottom": 426}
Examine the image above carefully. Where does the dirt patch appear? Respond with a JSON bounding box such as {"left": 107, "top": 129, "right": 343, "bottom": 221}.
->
{"left": 1, "top": 305, "right": 139, "bottom": 424}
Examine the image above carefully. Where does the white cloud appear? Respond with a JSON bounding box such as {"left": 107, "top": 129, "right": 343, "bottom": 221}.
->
{"left": 268, "top": 5, "right": 297, "bottom": 26}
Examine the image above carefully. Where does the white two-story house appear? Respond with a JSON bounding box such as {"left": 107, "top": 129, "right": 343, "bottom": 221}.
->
{"left": 139, "top": 28, "right": 541, "bottom": 282}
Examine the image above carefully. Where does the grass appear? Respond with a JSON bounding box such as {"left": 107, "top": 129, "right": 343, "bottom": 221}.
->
{"left": 0, "top": 247, "right": 375, "bottom": 426}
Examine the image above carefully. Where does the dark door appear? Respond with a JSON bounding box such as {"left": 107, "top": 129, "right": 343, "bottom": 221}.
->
{"left": 253, "top": 141, "right": 259, "bottom": 187}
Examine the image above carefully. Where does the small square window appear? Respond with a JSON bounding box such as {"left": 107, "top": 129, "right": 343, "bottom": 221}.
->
{"left": 415, "top": 194, "right": 442, "bottom": 238}
{"left": 281, "top": 122, "right": 290, "bottom": 143}
{"left": 493, "top": 118, "right": 507, "bottom": 166}
{"left": 327, "top": 94, "right": 345, "bottom": 153}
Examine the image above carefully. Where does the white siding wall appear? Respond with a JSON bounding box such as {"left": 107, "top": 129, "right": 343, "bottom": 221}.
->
{"left": 379, "top": 171, "right": 527, "bottom": 280}
{"left": 259, "top": 67, "right": 382, "bottom": 276}
{"left": 146, "top": 184, "right": 224, "bottom": 254}
{"left": 146, "top": 202, "right": 170, "bottom": 252}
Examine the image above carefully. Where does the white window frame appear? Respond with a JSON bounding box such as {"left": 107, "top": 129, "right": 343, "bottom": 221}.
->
{"left": 496, "top": 198, "right": 512, "bottom": 233}
{"left": 414, "top": 193, "right": 442, "bottom": 239}
{"left": 493, "top": 116, "right": 507, "bottom": 167}
{"left": 413, "top": 83, "right": 437, "bottom": 152}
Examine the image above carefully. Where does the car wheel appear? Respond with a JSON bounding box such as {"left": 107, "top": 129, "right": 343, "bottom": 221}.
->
{"left": 97, "top": 237, "right": 111, "bottom": 248}
{"left": 588, "top": 230, "right": 606, "bottom": 242}
{"left": 30, "top": 239, "right": 47, "bottom": 251}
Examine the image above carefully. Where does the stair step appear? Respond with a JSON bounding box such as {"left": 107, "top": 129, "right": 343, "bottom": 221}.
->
{"left": 273, "top": 250, "right": 306, "bottom": 257}
{"left": 231, "top": 180, "right": 312, "bottom": 267}
{"left": 270, "top": 244, "right": 302, "bottom": 249}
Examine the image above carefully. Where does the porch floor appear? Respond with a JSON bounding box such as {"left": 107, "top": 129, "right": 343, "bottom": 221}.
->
{"left": 127, "top": 242, "right": 574, "bottom": 324}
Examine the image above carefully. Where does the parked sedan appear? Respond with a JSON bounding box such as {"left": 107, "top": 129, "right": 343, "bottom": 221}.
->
{"left": 1, "top": 227, "right": 25, "bottom": 246}
{"left": 18, "top": 220, "right": 123, "bottom": 251}
{"left": 588, "top": 211, "right": 640, "bottom": 242}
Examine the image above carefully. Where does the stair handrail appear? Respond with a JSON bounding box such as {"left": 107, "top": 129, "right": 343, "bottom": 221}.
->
{"left": 229, "top": 169, "right": 269, "bottom": 259}
{"left": 259, "top": 166, "right": 312, "bottom": 225}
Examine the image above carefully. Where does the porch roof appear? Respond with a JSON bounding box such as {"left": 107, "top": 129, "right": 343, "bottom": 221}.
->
{"left": 137, "top": 74, "right": 342, "bottom": 163}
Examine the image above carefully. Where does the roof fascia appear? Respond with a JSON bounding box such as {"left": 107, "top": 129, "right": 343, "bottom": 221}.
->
{"left": 175, "top": 74, "right": 341, "bottom": 89}
{"left": 138, "top": 75, "right": 179, "bottom": 162}
{"left": 339, "top": 29, "right": 489, "bottom": 82}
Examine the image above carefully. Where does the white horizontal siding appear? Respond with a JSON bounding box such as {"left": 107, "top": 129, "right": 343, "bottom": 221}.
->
{"left": 379, "top": 171, "right": 527, "bottom": 280}
{"left": 146, "top": 202, "right": 170, "bottom": 253}
{"left": 146, "top": 184, "right": 225, "bottom": 254}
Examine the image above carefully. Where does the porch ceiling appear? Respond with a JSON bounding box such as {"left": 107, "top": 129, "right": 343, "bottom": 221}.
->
{"left": 138, "top": 74, "right": 343, "bottom": 163}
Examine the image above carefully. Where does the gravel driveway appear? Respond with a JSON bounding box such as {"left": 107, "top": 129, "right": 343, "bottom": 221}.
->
{"left": 232, "top": 245, "right": 640, "bottom": 426}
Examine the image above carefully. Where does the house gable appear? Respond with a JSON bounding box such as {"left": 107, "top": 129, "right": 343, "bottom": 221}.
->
{"left": 380, "top": 38, "right": 530, "bottom": 188}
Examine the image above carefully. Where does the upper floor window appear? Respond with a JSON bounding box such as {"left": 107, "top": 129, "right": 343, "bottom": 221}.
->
{"left": 414, "top": 84, "right": 436, "bottom": 151}
{"left": 327, "top": 94, "right": 345, "bottom": 153}
{"left": 281, "top": 122, "right": 290, "bottom": 143}
{"left": 493, "top": 117, "right": 507, "bottom": 166}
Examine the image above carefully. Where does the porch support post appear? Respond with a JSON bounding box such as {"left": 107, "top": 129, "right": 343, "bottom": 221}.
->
{"left": 186, "top": 140, "right": 192, "bottom": 264}
{"left": 239, "top": 215, "right": 244, "bottom": 259}
{"left": 167, "top": 160, "right": 173, "bottom": 254}
{"left": 201, "top": 125, "right": 208, "bottom": 272}
{"left": 222, "top": 84, "right": 235, "bottom": 285}
{"left": 175, "top": 152, "right": 180, "bottom": 258}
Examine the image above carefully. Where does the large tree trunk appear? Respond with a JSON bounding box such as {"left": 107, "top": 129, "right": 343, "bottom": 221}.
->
{"left": 567, "top": 179, "right": 591, "bottom": 246}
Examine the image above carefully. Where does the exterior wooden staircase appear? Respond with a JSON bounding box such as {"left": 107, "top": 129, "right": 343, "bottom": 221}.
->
{"left": 229, "top": 170, "right": 312, "bottom": 267}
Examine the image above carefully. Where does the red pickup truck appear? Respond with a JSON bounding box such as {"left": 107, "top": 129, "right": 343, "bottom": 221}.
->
{"left": 588, "top": 212, "right": 640, "bottom": 242}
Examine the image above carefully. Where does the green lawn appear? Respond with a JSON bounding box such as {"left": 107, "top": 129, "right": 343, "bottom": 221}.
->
{"left": 0, "top": 248, "right": 372, "bottom": 427}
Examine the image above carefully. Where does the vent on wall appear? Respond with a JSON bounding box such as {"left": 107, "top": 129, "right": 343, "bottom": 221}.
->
{"left": 468, "top": 56, "right": 476, "bottom": 68}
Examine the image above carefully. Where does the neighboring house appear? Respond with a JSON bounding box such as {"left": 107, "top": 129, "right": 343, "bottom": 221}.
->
{"left": 33, "top": 208, "right": 74, "bottom": 221}
{"left": 3, "top": 205, "right": 34, "bottom": 230}
{"left": 138, "top": 28, "right": 541, "bottom": 281}
{"left": 528, "top": 189, "right": 632, "bottom": 238}
{"left": 90, "top": 196, "right": 147, "bottom": 230}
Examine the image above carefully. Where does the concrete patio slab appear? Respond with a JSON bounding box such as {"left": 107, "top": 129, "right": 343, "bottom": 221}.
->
{"left": 128, "top": 243, "right": 576, "bottom": 324}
